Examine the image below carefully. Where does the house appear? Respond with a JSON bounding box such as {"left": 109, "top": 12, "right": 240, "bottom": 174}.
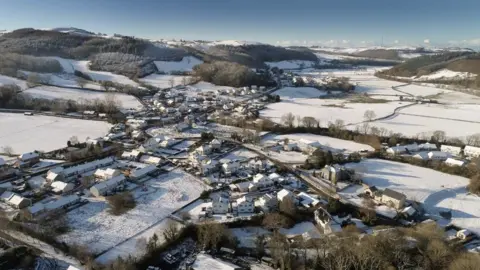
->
{"left": 196, "top": 145, "right": 212, "bottom": 156}
{"left": 419, "top": 143, "right": 438, "bottom": 151}
{"left": 131, "top": 130, "right": 145, "bottom": 140}
{"left": 192, "top": 254, "right": 241, "bottom": 270}
{"left": 46, "top": 169, "right": 65, "bottom": 182}
{"left": 126, "top": 119, "right": 147, "bottom": 129}
{"left": 26, "top": 195, "right": 80, "bottom": 219}
{"left": 380, "top": 188, "right": 406, "bottom": 209}
{"left": 121, "top": 150, "right": 142, "bottom": 161}
{"left": 445, "top": 158, "right": 466, "bottom": 167}
{"left": 139, "top": 155, "right": 162, "bottom": 166}
{"left": 319, "top": 165, "right": 351, "bottom": 184}
{"left": 129, "top": 165, "right": 158, "bottom": 180}
{"left": 94, "top": 168, "right": 121, "bottom": 180}
{"left": 212, "top": 196, "right": 230, "bottom": 214}
{"left": 18, "top": 152, "right": 40, "bottom": 165}
{"left": 199, "top": 159, "right": 218, "bottom": 175}
{"left": 284, "top": 143, "right": 299, "bottom": 152}
{"left": 314, "top": 208, "right": 343, "bottom": 234}
{"left": 427, "top": 151, "right": 449, "bottom": 161}
{"left": 268, "top": 172, "right": 282, "bottom": 183}
{"left": 235, "top": 196, "right": 254, "bottom": 213}
{"left": 221, "top": 160, "right": 240, "bottom": 176}
{"left": 464, "top": 145, "right": 480, "bottom": 158}
{"left": 364, "top": 186, "right": 378, "bottom": 198}
{"left": 386, "top": 143, "right": 419, "bottom": 155}
{"left": 59, "top": 157, "right": 115, "bottom": 179}
{"left": 159, "top": 138, "right": 178, "bottom": 148}
{"left": 90, "top": 175, "right": 126, "bottom": 197}
{"left": 253, "top": 173, "right": 274, "bottom": 188}
{"left": 8, "top": 194, "right": 31, "bottom": 209}
{"left": 210, "top": 139, "right": 222, "bottom": 150}
{"left": 255, "top": 193, "right": 278, "bottom": 212}
{"left": 175, "top": 123, "right": 191, "bottom": 132}
{"left": 230, "top": 181, "right": 252, "bottom": 192}
{"left": 277, "top": 189, "right": 295, "bottom": 202}
{"left": 440, "top": 145, "right": 462, "bottom": 156}
{"left": 297, "top": 192, "right": 320, "bottom": 208}
{"left": 248, "top": 159, "right": 268, "bottom": 172}
{"left": 51, "top": 181, "right": 75, "bottom": 193}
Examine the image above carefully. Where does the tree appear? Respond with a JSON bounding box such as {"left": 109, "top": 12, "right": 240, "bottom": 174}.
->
{"left": 169, "top": 77, "right": 175, "bottom": 88}
{"left": 296, "top": 115, "right": 302, "bottom": 127}
{"left": 281, "top": 112, "right": 295, "bottom": 128}
{"left": 467, "top": 174, "right": 480, "bottom": 195}
{"left": 262, "top": 213, "right": 293, "bottom": 230}
{"left": 364, "top": 110, "right": 376, "bottom": 122}
{"left": 100, "top": 80, "right": 114, "bottom": 91}
{"left": 181, "top": 76, "right": 188, "bottom": 86}
{"left": 106, "top": 192, "right": 136, "bottom": 215}
{"left": 196, "top": 222, "right": 228, "bottom": 251}
{"left": 302, "top": 116, "right": 318, "bottom": 128}
{"left": 254, "top": 234, "right": 266, "bottom": 259}
{"left": 466, "top": 133, "right": 480, "bottom": 146}
{"left": 147, "top": 233, "right": 159, "bottom": 253}
{"left": 104, "top": 92, "right": 121, "bottom": 113}
{"left": 163, "top": 220, "right": 180, "bottom": 243}
{"left": 279, "top": 196, "right": 297, "bottom": 217}
{"left": 361, "top": 198, "right": 377, "bottom": 225}
{"left": 76, "top": 77, "right": 88, "bottom": 88}
{"left": 432, "top": 130, "right": 447, "bottom": 142}
{"left": 26, "top": 73, "right": 41, "bottom": 88}
{"left": 1, "top": 146, "right": 14, "bottom": 156}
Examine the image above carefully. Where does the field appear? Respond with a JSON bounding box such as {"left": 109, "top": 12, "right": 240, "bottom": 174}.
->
{"left": 140, "top": 74, "right": 189, "bottom": 89}
{"left": 153, "top": 56, "right": 203, "bottom": 73}
{"left": 0, "top": 113, "right": 110, "bottom": 153}
{"left": 0, "top": 74, "right": 27, "bottom": 89}
{"left": 266, "top": 60, "right": 316, "bottom": 69}
{"left": 262, "top": 133, "right": 374, "bottom": 153}
{"left": 394, "top": 84, "right": 450, "bottom": 97}
{"left": 60, "top": 169, "right": 209, "bottom": 259}
{"left": 343, "top": 159, "right": 480, "bottom": 235}
{"left": 273, "top": 86, "right": 327, "bottom": 98}
{"left": 23, "top": 86, "right": 144, "bottom": 111}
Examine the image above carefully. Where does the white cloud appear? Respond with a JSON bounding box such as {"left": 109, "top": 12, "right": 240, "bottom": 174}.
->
{"left": 424, "top": 39, "right": 430, "bottom": 44}
{"left": 448, "top": 38, "right": 480, "bottom": 46}
{"left": 394, "top": 40, "right": 399, "bottom": 44}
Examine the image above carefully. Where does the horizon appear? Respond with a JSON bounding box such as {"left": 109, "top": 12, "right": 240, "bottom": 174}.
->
{"left": 0, "top": 0, "right": 479, "bottom": 48}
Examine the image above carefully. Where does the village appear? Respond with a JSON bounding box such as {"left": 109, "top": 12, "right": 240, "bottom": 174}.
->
{"left": 2, "top": 66, "right": 480, "bottom": 270}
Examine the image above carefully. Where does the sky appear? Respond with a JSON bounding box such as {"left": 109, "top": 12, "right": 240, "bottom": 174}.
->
{"left": 0, "top": 0, "right": 479, "bottom": 48}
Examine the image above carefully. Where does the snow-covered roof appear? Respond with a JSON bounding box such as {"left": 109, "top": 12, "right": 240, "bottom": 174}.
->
{"left": 0, "top": 158, "right": 5, "bottom": 166}
{"left": 419, "top": 143, "right": 437, "bottom": 150}
{"left": 19, "top": 152, "right": 39, "bottom": 161}
{"left": 28, "top": 203, "right": 45, "bottom": 215}
{"left": 445, "top": 158, "right": 465, "bottom": 166}
{"left": 9, "top": 194, "right": 28, "bottom": 206}
{"left": 192, "top": 254, "right": 240, "bottom": 270}
{"left": 139, "top": 155, "right": 162, "bottom": 165}
{"left": 44, "top": 195, "right": 80, "bottom": 211}
{"left": 268, "top": 173, "right": 281, "bottom": 180}
{"left": 440, "top": 145, "right": 462, "bottom": 154}
{"left": 0, "top": 191, "right": 14, "bottom": 201}
{"left": 63, "top": 157, "right": 115, "bottom": 176}
{"left": 427, "top": 151, "right": 449, "bottom": 158}
{"left": 387, "top": 143, "right": 419, "bottom": 153}
{"left": 277, "top": 189, "right": 294, "bottom": 201}
{"left": 51, "top": 181, "right": 71, "bottom": 192}
{"left": 253, "top": 173, "right": 266, "bottom": 183}
{"left": 465, "top": 145, "right": 480, "bottom": 154}
{"left": 402, "top": 206, "right": 416, "bottom": 216}
{"left": 130, "top": 165, "right": 157, "bottom": 178}
{"left": 297, "top": 192, "right": 320, "bottom": 207}
{"left": 90, "top": 175, "right": 125, "bottom": 194}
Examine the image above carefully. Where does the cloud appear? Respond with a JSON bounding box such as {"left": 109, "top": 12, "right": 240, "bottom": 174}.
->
{"left": 424, "top": 39, "right": 430, "bottom": 44}
{"left": 448, "top": 38, "right": 480, "bottom": 46}
{"left": 394, "top": 40, "right": 399, "bottom": 44}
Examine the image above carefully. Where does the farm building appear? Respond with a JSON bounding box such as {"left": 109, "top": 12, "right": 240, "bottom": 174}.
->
{"left": 464, "top": 146, "right": 480, "bottom": 158}
{"left": 51, "top": 181, "right": 75, "bottom": 193}
{"left": 386, "top": 143, "right": 419, "bottom": 155}
{"left": 94, "top": 168, "right": 121, "bottom": 180}
{"left": 445, "top": 158, "right": 466, "bottom": 167}
{"left": 440, "top": 145, "right": 462, "bottom": 156}
{"left": 212, "top": 196, "right": 230, "bottom": 214}
{"left": 378, "top": 188, "right": 406, "bottom": 209}
{"left": 129, "top": 165, "right": 158, "bottom": 180}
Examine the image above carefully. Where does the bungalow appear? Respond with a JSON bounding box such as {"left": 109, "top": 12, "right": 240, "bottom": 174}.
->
{"left": 277, "top": 189, "right": 295, "bottom": 202}
{"left": 440, "top": 145, "right": 462, "bottom": 156}
{"left": 445, "top": 158, "right": 466, "bottom": 167}
{"left": 126, "top": 119, "right": 147, "bottom": 129}
{"left": 51, "top": 181, "right": 75, "bottom": 194}
{"left": 222, "top": 161, "right": 240, "bottom": 176}
{"left": 419, "top": 143, "right": 438, "bottom": 151}
{"left": 464, "top": 145, "right": 480, "bottom": 158}
{"left": 199, "top": 159, "right": 219, "bottom": 176}
{"left": 27, "top": 195, "right": 80, "bottom": 219}
{"left": 297, "top": 192, "right": 320, "bottom": 208}
{"left": 90, "top": 175, "right": 126, "bottom": 197}
{"left": 253, "top": 173, "right": 274, "bottom": 188}
{"left": 212, "top": 196, "right": 230, "bottom": 214}
{"left": 61, "top": 157, "right": 115, "bottom": 178}
{"left": 427, "top": 151, "right": 449, "bottom": 161}
{"left": 129, "top": 165, "right": 158, "bottom": 180}
{"left": 255, "top": 193, "right": 278, "bottom": 212}
{"left": 386, "top": 143, "right": 419, "bottom": 155}
{"left": 8, "top": 194, "right": 31, "bottom": 209}
{"left": 139, "top": 155, "right": 162, "bottom": 166}
{"left": 121, "top": 150, "right": 142, "bottom": 161}
{"left": 235, "top": 196, "right": 254, "bottom": 213}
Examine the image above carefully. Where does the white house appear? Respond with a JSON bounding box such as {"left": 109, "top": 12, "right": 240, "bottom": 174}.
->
{"left": 445, "top": 158, "right": 466, "bottom": 167}
{"left": 253, "top": 173, "right": 274, "bottom": 188}
{"left": 255, "top": 193, "right": 278, "bottom": 212}
{"left": 235, "top": 196, "right": 254, "bottom": 213}
{"left": 212, "top": 196, "right": 230, "bottom": 214}
{"left": 210, "top": 139, "right": 222, "bottom": 150}
{"left": 386, "top": 143, "right": 419, "bottom": 155}
{"left": 8, "top": 194, "right": 31, "bottom": 209}
{"left": 200, "top": 159, "right": 218, "bottom": 176}
{"left": 297, "top": 192, "right": 320, "bottom": 208}
{"left": 419, "top": 143, "right": 438, "bottom": 151}
{"left": 464, "top": 145, "right": 480, "bottom": 158}
{"left": 90, "top": 175, "right": 126, "bottom": 197}
{"left": 277, "top": 189, "right": 295, "bottom": 202}
{"left": 139, "top": 155, "right": 162, "bottom": 166}
{"left": 427, "top": 151, "right": 449, "bottom": 161}
{"left": 441, "top": 145, "right": 462, "bottom": 156}
{"left": 196, "top": 145, "right": 212, "bottom": 156}
{"left": 121, "top": 150, "right": 142, "bottom": 160}
{"left": 51, "top": 181, "right": 75, "bottom": 193}
{"left": 94, "top": 168, "right": 121, "bottom": 180}
{"left": 222, "top": 161, "right": 240, "bottom": 176}
{"left": 18, "top": 152, "right": 40, "bottom": 165}
{"left": 61, "top": 157, "right": 115, "bottom": 178}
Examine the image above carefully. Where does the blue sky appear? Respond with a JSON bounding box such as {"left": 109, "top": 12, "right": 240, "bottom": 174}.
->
{"left": 0, "top": 0, "right": 479, "bottom": 47}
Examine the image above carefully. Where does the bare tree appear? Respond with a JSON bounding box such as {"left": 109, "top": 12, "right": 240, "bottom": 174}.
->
{"left": 296, "top": 115, "right": 302, "bottom": 127}
{"left": 26, "top": 73, "right": 41, "bottom": 88}
{"left": 163, "top": 220, "right": 180, "bottom": 243}
{"left": 262, "top": 213, "right": 293, "bottom": 230}
{"left": 181, "top": 76, "right": 188, "bottom": 86}
{"left": 466, "top": 133, "right": 480, "bottom": 146}
{"left": 361, "top": 122, "right": 370, "bottom": 135}
{"left": 364, "top": 110, "right": 376, "bottom": 122}
{"left": 76, "top": 77, "right": 88, "bottom": 88}
{"left": 432, "top": 130, "right": 447, "bottom": 142}
{"left": 334, "top": 119, "right": 345, "bottom": 129}
{"left": 279, "top": 196, "right": 296, "bottom": 217}
{"left": 135, "top": 237, "right": 148, "bottom": 255}
{"left": 302, "top": 116, "right": 318, "bottom": 128}
{"left": 104, "top": 92, "right": 121, "bottom": 113}
{"left": 1, "top": 146, "right": 14, "bottom": 156}
{"left": 169, "top": 77, "right": 175, "bottom": 88}
{"left": 281, "top": 112, "right": 295, "bottom": 128}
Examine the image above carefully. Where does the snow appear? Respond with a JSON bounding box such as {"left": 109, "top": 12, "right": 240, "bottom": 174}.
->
{"left": 400, "top": 103, "right": 480, "bottom": 123}
{"left": 0, "top": 74, "right": 27, "bottom": 89}
{"left": 153, "top": 56, "right": 203, "bottom": 73}
{"left": 393, "top": 84, "right": 449, "bottom": 97}
{"left": 266, "top": 60, "right": 316, "bottom": 70}
{"left": 139, "top": 74, "right": 189, "bottom": 89}
{"left": 413, "top": 69, "right": 476, "bottom": 81}
{"left": 262, "top": 134, "right": 371, "bottom": 153}
{"left": 210, "top": 40, "right": 263, "bottom": 46}
{"left": 61, "top": 169, "right": 209, "bottom": 255}
{"left": 23, "top": 85, "right": 144, "bottom": 111}
{"left": 221, "top": 149, "right": 258, "bottom": 162}
{"left": 192, "top": 254, "right": 240, "bottom": 270}
{"left": 279, "top": 222, "right": 322, "bottom": 239}
{"left": 0, "top": 113, "right": 110, "bottom": 153}
{"left": 266, "top": 150, "right": 308, "bottom": 163}
{"left": 273, "top": 87, "right": 327, "bottom": 98}
{"left": 230, "top": 227, "right": 271, "bottom": 248}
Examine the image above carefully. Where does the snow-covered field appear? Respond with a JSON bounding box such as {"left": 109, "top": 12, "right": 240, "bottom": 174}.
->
{"left": 0, "top": 74, "right": 27, "bottom": 89}
{"left": 400, "top": 103, "right": 480, "bottom": 123}
{"left": 23, "top": 86, "right": 144, "bottom": 111}
{"left": 261, "top": 97, "right": 407, "bottom": 126}
{"left": 262, "top": 133, "right": 374, "bottom": 153}
{"left": 61, "top": 169, "right": 209, "bottom": 257}
{"left": 230, "top": 227, "right": 271, "bottom": 248}
{"left": 153, "top": 56, "right": 203, "bottom": 73}
{"left": 364, "top": 113, "right": 480, "bottom": 139}
{"left": 0, "top": 113, "right": 110, "bottom": 153}
{"left": 273, "top": 87, "right": 327, "bottom": 98}
{"left": 221, "top": 148, "right": 258, "bottom": 162}
{"left": 266, "top": 60, "right": 316, "bottom": 70}
{"left": 139, "top": 74, "right": 189, "bottom": 89}
{"left": 394, "top": 84, "right": 449, "bottom": 97}
{"left": 344, "top": 159, "right": 480, "bottom": 235}
{"left": 413, "top": 69, "right": 476, "bottom": 81}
